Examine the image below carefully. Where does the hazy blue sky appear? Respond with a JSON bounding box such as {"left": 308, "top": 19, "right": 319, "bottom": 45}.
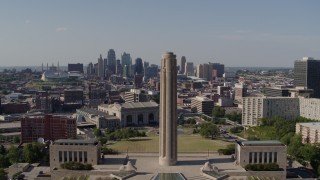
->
{"left": 1, "top": 0, "right": 320, "bottom": 67}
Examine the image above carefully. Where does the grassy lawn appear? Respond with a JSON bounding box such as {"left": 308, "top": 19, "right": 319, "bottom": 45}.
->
{"left": 238, "top": 126, "right": 277, "bottom": 140}
{"left": 108, "top": 134, "right": 231, "bottom": 153}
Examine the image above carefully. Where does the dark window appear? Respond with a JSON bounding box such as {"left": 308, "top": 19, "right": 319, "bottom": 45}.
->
{"left": 269, "top": 152, "right": 273, "bottom": 163}
{"left": 79, "top": 151, "right": 83, "bottom": 162}
{"left": 69, "top": 151, "right": 72, "bottom": 161}
{"left": 254, "top": 152, "right": 257, "bottom": 163}
{"left": 259, "top": 152, "right": 262, "bottom": 163}
{"left": 274, "top": 152, "right": 277, "bottom": 163}
{"left": 59, "top": 151, "right": 62, "bottom": 162}
{"left": 84, "top": 152, "right": 87, "bottom": 163}
{"left": 249, "top": 152, "right": 252, "bottom": 163}
{"left": 64, "top": 151, "right": 67, "bottom": 162}
{"left": 264, "top": 152, "right": 268, "bottom": 163}
{"left": 74, "top": 152, "right": 77, "bottom": 162}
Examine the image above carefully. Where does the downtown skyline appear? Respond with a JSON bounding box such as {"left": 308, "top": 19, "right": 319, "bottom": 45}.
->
{"left": 1, "top": 0, "right": 320, "bottom": 67}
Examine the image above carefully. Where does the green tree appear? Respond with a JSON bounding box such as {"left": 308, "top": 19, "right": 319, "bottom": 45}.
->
{"left": 93, "top": 128, "right": 102, "bottom": 137}
{"left": 212, "top": 106, "right": 225, "bottom": 118}
{"left": 7, "top": 146, "right": 20, "bottom": 164}
{"left": 23, "top": 143, "right": 44, "bottom": 163}
{"left": 13, "top": 136, "right": 20, "bottom": 144}
{"left": 0, "top": 168, "right": 7, "bottom": 180}
{"left": 200, "top": 123, "right": 219, "bottom": 139}
{"left": 0, "top": 145, "right": 6, "bottom": 155}
{"left": 287, "top": 134, "right": 303, "bottom": 160}
{"left": 0, "top": 155, "right": 10, "bottom": 168}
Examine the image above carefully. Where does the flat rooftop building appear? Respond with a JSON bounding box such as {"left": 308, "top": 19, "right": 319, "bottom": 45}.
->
{"left": 21, "top": 114, "right": 76, "bottom": 143}
{"left": 235, "top": 140, "right": 287, "bottom": 170}
{"left": 98, "top": 102, "right": 159, "bottom": 127}
{"left": 50, "top": 139, "right": 101, "bottom": 170}
{"left": 296, "top": 122, "right": 320, "bottom": 144}
{"left": 191, "top": 96, "right": 214, "bottom": 116}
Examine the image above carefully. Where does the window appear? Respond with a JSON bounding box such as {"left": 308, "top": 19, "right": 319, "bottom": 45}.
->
{"left": 64, "top": 151, "right": 67, "bottom": 162}
{"left": 59, "top": 151, "right": 62, "bottom": 162}
{"left": 249, "top": 152, "right": 253, "bottom": 163}
{"left": 69, "top": 151, "right": 72, "bottom": 161}
{"left": 269, "top": 152, "right": 273, "bottom": 163}
{"left": 274, "top": 152, "right": 277, "bottom": 163}
{"left": 79, "top": 151, "right": 83, "bottom": 162}
{"left": 259, "top": 152, "right": 262, "bottom": 163}
{"left": 264, "top": 152, "right": 268, "bottom": 163}
{"left": 254, "top": 152, "right": 257, "bottom": 163}
{"left": 74, "top": 152, "right": 77, "bottom": 162}
{"left": 84, "top": 152, "right": 87, "bottom": 163}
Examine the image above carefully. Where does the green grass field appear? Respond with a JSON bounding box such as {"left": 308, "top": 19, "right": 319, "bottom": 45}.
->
{"left": 108, "top": 134, "right": 231, "bottom": 153}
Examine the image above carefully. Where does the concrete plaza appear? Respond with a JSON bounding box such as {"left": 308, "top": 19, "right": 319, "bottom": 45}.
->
{"left": 97, "top": 153, "right": 245, "bottom": 180}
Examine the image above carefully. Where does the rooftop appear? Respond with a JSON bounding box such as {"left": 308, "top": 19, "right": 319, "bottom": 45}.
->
{"left": 195, "top": 96, "right": 213, "bottom": 102}
{"left": 121, "top": 102, "right": 158, "bottom": 109}
{"left": 77, "top": 108, "right": 119, "bottom": 119}
{"left": 237, "top": 140, "right": 284, "bottom": 146}
{"left": 99, "top": 102, "right": 158, "bottom": 109}
{"left": 297, "top": 122, "right": 320, "bottom": 130}
{"left": 54, "top": 138, "right": 98, "bottom": 145}
{"left": 0, "top": 121, "right": 21, "bottom": 129}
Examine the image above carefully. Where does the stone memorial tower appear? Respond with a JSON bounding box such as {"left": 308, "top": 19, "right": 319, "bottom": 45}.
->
{"left": 159, "top": 52, "right": 177, "bottom": 166}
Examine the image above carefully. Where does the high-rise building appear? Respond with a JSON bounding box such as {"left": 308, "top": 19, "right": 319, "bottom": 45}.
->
{"left": 98, "top": 54, "right": 104, "bottom": 79}
{"left": 294, "top": 57, "right": 320, "bottom": 98}
{"left": 121, "top": 52, "right": 132, "bottom": 66}
{"left": 123, "top": 64, "right": 130, "bottom": 78}
{"left": 234, "top": 83, "right": 248, "bottom": 103}
{"left": 159, "top": 52, "right": 177, "bottom": 166}
{"left": 203, "top": 63, "right": 213, "bottom": 81}
{"left": 210, "top": 63, "right": 225, "bottom": 78}
{"left": 191, "top": 96, "right": 214, "bottom": 116}
{"left": 144, "top": 64, "right": 158, "bottom": 79}
{"left": 242, "top": 97, "right": 300, "bottom": 126}
{"left": 107, "top": 49, "right": 117, "bottom": 74}
{"left": 68, "top": 63, "right": 83, "bottom": 73}
{"left": 87, "top": 62, "right": 94, "bottom": 75}
{"left": 185, "top": 62, "right": 194, "bottom": 76}
{"left": 180, "top": 56, "right": 186, "bottom": 74}
{"left": 116, "top": 59, "right": 122, "bottom": 75}
{"left": 196, "top": 64, "right": 204, "bottom": 78}
{"left": 135, "top": 58, "right": 144, "bottom": 75}
{"left": 21, "top": 114, "right": 76, "bottom": 143}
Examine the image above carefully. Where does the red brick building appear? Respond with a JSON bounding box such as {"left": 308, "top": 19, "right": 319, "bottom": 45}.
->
{"left": 21, "top": 114, "right": 76, "bottom": 143}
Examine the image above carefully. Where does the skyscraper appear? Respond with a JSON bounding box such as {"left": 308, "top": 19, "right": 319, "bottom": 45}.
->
{"left": 294, "top": 57, "right": 320, "bottom": 98}
{"left": 203, "top": 63, "right": 213, "bottom": 81}
{"left": 98, "top": 54, "right": 104, "bottom": 79}
{"left": 121, "top": 52, "right": 132, "bottom": 77}
{"left": 180, "top": 56, "right": 186, "bottom": 74}
{"left": 121, "top": 52, "right": 132, "bottom": 66}
{"left": 159, "top": 52, "right": 177, "bottom": 166}
{"left": 196, "top": 64, "right": 204, "bottom": 78}
{"left": 135, "top": 58, "right": 144, "bottom": 75}
{"left": 107, "top": 49, "right": 117, "bottom": 74}
{"left": 211, "top": 63, "right": 225, "bottom": 78}
{"left": 185, "top": 62, "right": 194, "bottom": 76}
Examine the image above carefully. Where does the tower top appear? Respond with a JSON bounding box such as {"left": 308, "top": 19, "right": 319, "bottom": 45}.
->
{"left": 162, "top": 52, "right": 176, "bottom": 59}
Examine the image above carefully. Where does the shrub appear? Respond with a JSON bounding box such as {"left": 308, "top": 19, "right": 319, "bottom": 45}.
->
{"left": 61, "top": 162, "right": 93, "bottom": 170}
{"left": 245, "top": 163, "right": 281, "bottom": 171}
{"left": 101, "top": 148, "right": 119, "bottom": 155}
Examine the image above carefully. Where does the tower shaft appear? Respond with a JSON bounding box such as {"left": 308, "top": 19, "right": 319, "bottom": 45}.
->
{"left": 159, "top": 52, "right": 177, "bottom": 166}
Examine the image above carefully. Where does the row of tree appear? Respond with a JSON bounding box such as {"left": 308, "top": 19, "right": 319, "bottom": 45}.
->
{"left": 0, "top": 143, "right": 48, "bottom": 169}
{"left": 212, "top": 106, "right": 242, "bottom": 124}
{"left": 94, "top": 128, "right": 147, "bottom": 144}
